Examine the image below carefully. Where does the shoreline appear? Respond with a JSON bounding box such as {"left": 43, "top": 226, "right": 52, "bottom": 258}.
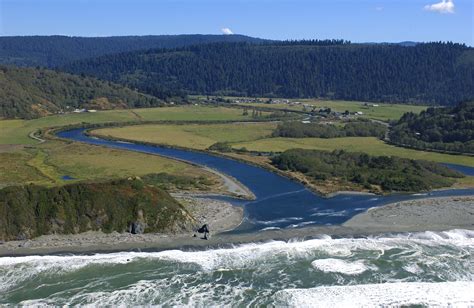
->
{"left": 1, "top": 195, "right": 472, "bottom": 257}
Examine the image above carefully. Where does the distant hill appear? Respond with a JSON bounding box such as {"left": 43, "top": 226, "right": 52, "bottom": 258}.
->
{"left": 0, "top": 65, "right": 163, "bottom": 119}
{"left": 0, "top": 35, "right": 267, "bottom": 67}
{"left": 62, "top": 41, "right": 474, "bottom": 105}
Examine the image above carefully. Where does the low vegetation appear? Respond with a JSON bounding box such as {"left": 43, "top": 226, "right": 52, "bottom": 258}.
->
{"left": 0, "top": 178, "right": 195, "bottom": 241}
{"left": 272, "top": 120, "right": 387, "bottom": 139}
{"left": 272, "top": 149, "right": 464, "bottom": 193}
{"left": 390, "top": 102, "right": 474, "bottom": 154}
{"left": 0, "top": 140, "right": 220, "bottom": 190}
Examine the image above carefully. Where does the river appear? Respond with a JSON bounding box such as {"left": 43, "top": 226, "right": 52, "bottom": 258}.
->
{"left": 57, "top": 128, "right": 474, "bottom": 232}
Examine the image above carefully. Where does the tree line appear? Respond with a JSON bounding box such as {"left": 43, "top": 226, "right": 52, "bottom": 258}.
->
{"left": 272, "top": 120, "right": 387, "bottom": 139}
{"left": 271, "top": 149, "right": 463, "bottom": 193}
{"left": 0, "top": 34, "right": 266, "bottom": 68}
{"left": 390, "top": 101, "right": 474, "bottom": 154}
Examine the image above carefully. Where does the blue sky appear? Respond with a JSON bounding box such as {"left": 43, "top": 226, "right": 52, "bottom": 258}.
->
{"left": 1, "top": 0, "right": 472, "bottom": 45}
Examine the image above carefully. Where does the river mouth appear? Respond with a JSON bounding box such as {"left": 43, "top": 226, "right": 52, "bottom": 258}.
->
{"left": 57, "top": 128, "right": 474, "bottom": 232}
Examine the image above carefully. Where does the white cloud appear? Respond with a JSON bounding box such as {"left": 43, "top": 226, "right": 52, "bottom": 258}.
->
{"left": 375, "top": 6, "right": 384, "bottom": 11}
{"left": 424, "top": 0, "right": 455, "bottom": 14}
{"left": 221, "top": 27, "right": 234, "bottom": 35}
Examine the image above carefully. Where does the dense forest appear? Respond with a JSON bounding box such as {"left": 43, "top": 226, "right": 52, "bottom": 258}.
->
{"left": 0, "top": 65, "right": 163, "bottom": 119}
{"left": 271, "top": 149, "right": 463, "bottom": 193}
{"left": 0, "top": 35, "right": 266, "bottom": 67}
{"left": 0, "top": 178, "right": 195, "bottom": 241}
{"left": 390, "top": 102, "right": 474, "bottom": 154}
{"left": 272, "top": 120, "right": 387, "bottom": 138}
{"left": 62, "top": 41, "right": 474, "bottom": 105}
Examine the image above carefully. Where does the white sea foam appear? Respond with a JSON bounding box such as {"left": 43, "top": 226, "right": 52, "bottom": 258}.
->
{"left": 1, "top": 229, "right": 473, "bottom": 293}
{"left": 255, "top": 217, "right": 303, "bottom": 225}
{"left": 310, "top": 210, "right": 348, "bottom": 217}
{"left": 260, "top": 227, "right": 281, "bottom": 231}
{"left": 287, "top": 221, "right": 317, "bottom": 228}
{"left": 275, "top": 281, "right": 474, "bottom": 307}
{"left": 311, "top": 258, "right": 372, "bottom": 275}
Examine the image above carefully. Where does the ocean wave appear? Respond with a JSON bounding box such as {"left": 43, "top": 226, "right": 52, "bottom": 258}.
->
{"left": 311, "top": 259, "right": 373, "bottom": 275}
{"left": 275, "top": 281, "right": 474, "bottom": 307}
{"left": 1, "top": 229, "right": 473, "bottom": 294}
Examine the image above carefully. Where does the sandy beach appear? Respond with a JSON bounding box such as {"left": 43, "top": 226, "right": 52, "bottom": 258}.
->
{"left": 0, "top": 195, "right": 472, "bottom": 256}
{"left": 343, "top": 195, "right": 474, "bottom": 231}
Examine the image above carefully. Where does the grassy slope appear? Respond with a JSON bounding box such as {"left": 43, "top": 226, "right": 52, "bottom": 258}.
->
{"left": 236, "top": 99, "right": 427, "bottom": 121}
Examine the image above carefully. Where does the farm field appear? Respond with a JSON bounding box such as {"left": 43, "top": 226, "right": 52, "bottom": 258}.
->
{"left": 0, "top": 105, "right": 254, "bottom": 145}
{"left": 94, "top": 122, "right": 277, "bottom": 150}
{"left": 235, "top": 99, "right": 427, "bottom": 121}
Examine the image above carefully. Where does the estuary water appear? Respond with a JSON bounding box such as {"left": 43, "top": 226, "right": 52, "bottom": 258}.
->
{"left": 2, "top": 128, "right": 472, "bottom": 306}
{"left": 57, "top": 128, "right": 474, "bottom": 231}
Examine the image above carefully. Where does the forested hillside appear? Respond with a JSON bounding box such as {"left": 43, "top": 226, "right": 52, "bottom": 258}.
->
{"left": 0, "top": 35, "right": 266, "bottom": 67}
{"left": 0, "top": 65, "right": 163, "bottom": 119}
{"left": 0, "top": 179, "right": 194, "bottom": 241}
{"left": 62, "top": 41, "right": 474, "bottom": 105}
{"left": 390, "top": 102, "right": 474, "bottom": 154}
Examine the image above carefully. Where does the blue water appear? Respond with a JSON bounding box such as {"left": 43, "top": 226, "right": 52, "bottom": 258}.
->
{"left": 61, "top": 175, "right": 75, "bottom": 180}
{"left": 58, "top": 128, "right": 474, "bottom": 232}
{"left": 442, "top": 163, "right": 474, "bottom": 176}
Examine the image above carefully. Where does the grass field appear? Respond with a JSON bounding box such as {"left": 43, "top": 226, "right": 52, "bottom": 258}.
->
{"left": 236, "top": 99, "right": 427, "bottom": 121}
{"left": 0, "top": 105, "right": 255, "bottom": 145}
{"left": 0, "top": 140, "right": 219, "bottom": 188}
{"left": 233, "top": 137, "right": 474, "bottom": 167}
{"left": 95, "top": 122, "right": 277, "bottom": 150}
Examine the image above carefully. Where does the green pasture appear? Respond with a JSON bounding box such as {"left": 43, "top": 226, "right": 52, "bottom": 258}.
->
{"left": 94, "top": 122, "right": 277, "bottom": 150}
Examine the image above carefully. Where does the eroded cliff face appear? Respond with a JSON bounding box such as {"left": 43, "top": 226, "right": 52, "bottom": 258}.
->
{"left": 0, "top": 178, "right": 195, "bottom": 241}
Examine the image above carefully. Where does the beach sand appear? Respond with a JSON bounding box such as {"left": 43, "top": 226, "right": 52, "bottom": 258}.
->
{"left": 343, "top": 195, "right": 474, "bottom": 231}
{"left": 0, "top": 195, "right": 472, "bottom": 257}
